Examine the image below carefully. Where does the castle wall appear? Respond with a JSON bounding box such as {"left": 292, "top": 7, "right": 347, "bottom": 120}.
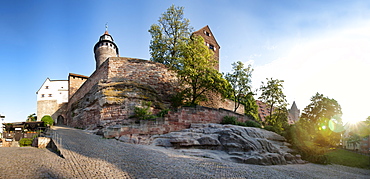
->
{"left": 37, "top": 100, "right": 59, "bottom": 119}
{"left": 68, "top": 74, "right": 89, "bottom": 99}
{"left": 104, "top": 106, "right": 251, "bottom": 138}
{"left": 65, "top": 57, "right": 245, "bottom": 130}
{"left": 66, "top": 57, "right": 179, "bottom": 128}
{"left": 106, "top": 57, "right": 178, "bottom": 100}
{"left": 68, "top": 61, "right": 109, "bottom": 109}
{"left": 200, "top": 92, "right": 245, "bottom": 114}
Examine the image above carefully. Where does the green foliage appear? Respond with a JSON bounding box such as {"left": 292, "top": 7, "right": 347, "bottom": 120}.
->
{"left": 221, "top": 116, "right": 261, "bottom": 128}
{"left": 176, "top": 35, "right": 229, "bottom": 106}
{"left": 287, "top": 121, "right": 330, "bottom": 164}
{"left": 150, "top": 5, "right": 229, "bottom": 106}
{"left": 221, "top": 116, "right": 237, "bottom": 125}
{"left": 259, "top": 78, "right": 287, "bottom": 117}
{"left": 149, "top": 5, "right": 193, "bottom": 69}
{"left": 346, "top": 132, "right": 362, "bottom": 150}
{"left": 157, "top": 109, "right": 170, "bottom": 117}
{"left": 19, "top": 138, "right": 33, "bottom": 147}
{"left": 326, "top": 149, "right": 370, "bottom": 169}
{"left": 133, "top": 101, "right": 156, "bottom": 120}
{"left": 243, "top": 93, "right": 260, "bottom": 121}
{"left": 300, "top": 93, "right": 343, "bottom": 147}
{"left": 244, "top": 120, "right": 261, "bottom": 128}
{"left": 27, "top": 113, "right": 37, "bottom": 122}
{"left": 224, "top": 61, "right": 253, "bottom": 112}
{"left": 41, "top": 115, "right": 54, "bottom": 126}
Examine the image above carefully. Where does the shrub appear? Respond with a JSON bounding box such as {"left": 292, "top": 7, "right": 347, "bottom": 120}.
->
{"left": 245, "top": 120, "right": 261, "bottom": 128}
{"left": 264, "top": 125, "right": 275, "bottom": 132}
{"left": 157, "top": 109, "right": 170, "bottom": 117}
{"left": 221, "top": 116, "right": 237, "bottom": 125}
{"left": 41, "top": 115, "right": 54, "bottom": 126}
{"left": 133, "top": 101, "right": 156, "bottom": 120}
{"left": 19, "top": 138, "right": 33, "bottom": 147}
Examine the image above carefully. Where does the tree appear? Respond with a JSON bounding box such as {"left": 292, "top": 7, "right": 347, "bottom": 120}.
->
{"left": 259, "top": 78, "right": 287, "bottom": 118}
{"left": 27, "top": 113, "right": 37, "bottom": 122}
{"left": 41, "top": 115, "right": 54, "bottom": 127}
{"left": 258, "top": 78, "right": 288, "bottom": 129}
{"left": 224, "top": 61, "right": 253, "bottom": 112}
{"left": 149, "top": 5, "right": 193, "bottom": 69}
{"left": 176, "top": 35, "right": 229, "bottom": 106}
{"left": 242, "top": 93, "right": 260, "bottom": 121}
{"left": 347, "top": 132, "right": 361, "bottom": 151}
{"left": 300, "top": 93, "right": 343, "bottom": 146}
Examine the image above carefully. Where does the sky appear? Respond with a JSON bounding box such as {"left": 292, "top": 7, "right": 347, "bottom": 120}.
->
{"left": 0, "top": 0, "right": 369, "bottom": 124}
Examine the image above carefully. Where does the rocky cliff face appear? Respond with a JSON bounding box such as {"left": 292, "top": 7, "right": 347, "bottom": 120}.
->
{"left": 148, "top": 123, "right": 305, "bottom": 165}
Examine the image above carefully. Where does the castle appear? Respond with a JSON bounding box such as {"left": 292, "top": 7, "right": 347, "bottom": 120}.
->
{"left": 37, "top": 26, "right": 245, "bottom": 130}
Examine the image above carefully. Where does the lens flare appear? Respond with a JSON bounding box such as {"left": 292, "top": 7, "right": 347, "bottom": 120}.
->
{"left": 328, "top": 119, "right": 345, "bottom": 133}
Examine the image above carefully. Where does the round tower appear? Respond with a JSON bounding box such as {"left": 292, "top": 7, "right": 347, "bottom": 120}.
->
{"left": 93, "top": 29, "right": 119, "bottom": 69}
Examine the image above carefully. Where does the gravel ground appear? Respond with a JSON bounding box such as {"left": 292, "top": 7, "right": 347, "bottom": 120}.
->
{"left": 0, "top": 126, "right": 368, "bottom": 178}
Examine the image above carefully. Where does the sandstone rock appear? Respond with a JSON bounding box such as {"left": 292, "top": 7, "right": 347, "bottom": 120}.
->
{"left": 118, "top": 136, "right": 138, "bottom": 144}
{"left": 150, "top": 123, "right": 305, "bottom": 165}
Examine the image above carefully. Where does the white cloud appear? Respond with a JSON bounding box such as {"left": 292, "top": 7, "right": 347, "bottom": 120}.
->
{"left": 252, "top": 23, "right": 370, "bottom": 124}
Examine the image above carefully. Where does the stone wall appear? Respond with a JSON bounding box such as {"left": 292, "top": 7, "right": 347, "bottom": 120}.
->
{"left": 104, "top": 106, "right": 251, "bottom": 138}
{"left": 66, "top": 57, "right": 179, "bottom": 128}
{"left": 37, "top": 100, "right": 58, "bottom": 120}
{"left": 68, "top": 73, "right": 88, "bottom": 99}
{"left": 200, "top": 92, "right": 245, "bottom": 114}
{"left": 66, "top": 57, "right": 245, "bottom": 129}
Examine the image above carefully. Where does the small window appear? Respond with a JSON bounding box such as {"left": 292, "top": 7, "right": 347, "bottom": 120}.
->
{"left": 61, "top": 87, "right": 63, "bottom": 89}
{"left": 209, "top": 44, "right": 214, "bottom": 50}
{"left": 41, "top": 94, "right": 45, "bottom": 98}
{"left": 45, "top": 86, "right": 49, "bottom": 89}
{"left": 204, "top": 31, "right": 211, "bottom": 36}
{"left": 48, "top": 94, "right": 52, "bottom": 97}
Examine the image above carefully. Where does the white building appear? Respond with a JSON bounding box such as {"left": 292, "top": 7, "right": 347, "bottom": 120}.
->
{"left": 36, "top": 78, "right": 68, "bottom": 121}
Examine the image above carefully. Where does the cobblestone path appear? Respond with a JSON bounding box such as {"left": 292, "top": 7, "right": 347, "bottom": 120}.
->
{"left": 0, "top": 126, "right": 369, "bottom": 178}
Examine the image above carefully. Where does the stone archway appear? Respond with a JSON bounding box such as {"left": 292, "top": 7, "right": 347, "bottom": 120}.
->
{"left": 57, "top": 115, "right": 64, "bottom": 125}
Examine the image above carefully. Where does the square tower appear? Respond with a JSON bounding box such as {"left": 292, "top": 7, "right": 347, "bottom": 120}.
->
{"left": 193, "top": 25, "right": 221, "bottom": 71}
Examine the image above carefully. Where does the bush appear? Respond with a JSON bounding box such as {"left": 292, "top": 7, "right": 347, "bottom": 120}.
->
{"left": 221, "top": 116, "right": 237, "bottom": 125}
{"left": 157, "top": 109, "right": 170, "bottom": 117}
{"left": 264, "top": 125, "right": 275, "bottom": 132}
{"left": 19, "top": 138, "right": 33, "bottom": 147}
{"left": 41, "top": 115, "right": 54, "bottom": 126}
{"left": 245, "top": 120, "right": 261, "bottom": 128}
{"left": 133, "top": 101, "right": 156, "bottom": 120}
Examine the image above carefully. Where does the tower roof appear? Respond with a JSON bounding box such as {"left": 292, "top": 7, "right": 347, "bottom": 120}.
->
{"left": 193, "top": 25, "right": 220, "bottom": 48}
{"left": 291, "top": 101, "right": 299, "bottom": 111}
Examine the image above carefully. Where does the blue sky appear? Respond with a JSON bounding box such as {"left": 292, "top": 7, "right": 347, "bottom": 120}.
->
{"left": 1, "top": 0, "right": 369, "bottom": 124}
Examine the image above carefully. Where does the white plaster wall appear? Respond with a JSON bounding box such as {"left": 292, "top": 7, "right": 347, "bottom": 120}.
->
{"left": 37, "top": 79, "right": 68, "bottom": 104}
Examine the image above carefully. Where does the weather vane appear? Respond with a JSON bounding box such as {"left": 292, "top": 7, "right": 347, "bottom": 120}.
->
{"left": 105, "top": 23, "right": 108, "bottom": 31}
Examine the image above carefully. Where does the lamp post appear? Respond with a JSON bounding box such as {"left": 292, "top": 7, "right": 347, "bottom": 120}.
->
{"left": 0, "top": 114, "right": 5, "bottom": 139}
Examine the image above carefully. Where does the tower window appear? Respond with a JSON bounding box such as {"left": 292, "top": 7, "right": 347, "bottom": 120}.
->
{"left": 48, "top": 94, "right": 52, "bottom": 97}
{"left": 209, "top": 44, "right": 214, "bottom": 50}
{"left": 45, "top": 86, "right": 49, "bottom": 89}
{"left": 41, "top": 94, "right": 45, "bottom": 98}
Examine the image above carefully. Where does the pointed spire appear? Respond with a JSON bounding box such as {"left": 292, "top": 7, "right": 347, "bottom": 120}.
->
{"left": 104, "top": 23, "right": 109, "bottom": 34}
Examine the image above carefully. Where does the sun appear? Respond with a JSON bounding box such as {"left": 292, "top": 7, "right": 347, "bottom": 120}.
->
{"left": 346, "top": 118, "right": 363, "bottom": 125}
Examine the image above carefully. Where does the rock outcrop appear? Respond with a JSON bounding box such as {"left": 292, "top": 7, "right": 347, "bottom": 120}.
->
{"left": 149, "top": 123, "right": 305, "bottom": 165}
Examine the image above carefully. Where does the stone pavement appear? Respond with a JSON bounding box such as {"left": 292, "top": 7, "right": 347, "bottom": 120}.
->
{"left": 0, "top": 126, "right": 369, "bottom": 178}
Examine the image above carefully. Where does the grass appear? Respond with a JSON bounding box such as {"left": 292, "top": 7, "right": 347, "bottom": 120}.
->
{"left": 326, "top": 149, "right": 370, "bottom": 169}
